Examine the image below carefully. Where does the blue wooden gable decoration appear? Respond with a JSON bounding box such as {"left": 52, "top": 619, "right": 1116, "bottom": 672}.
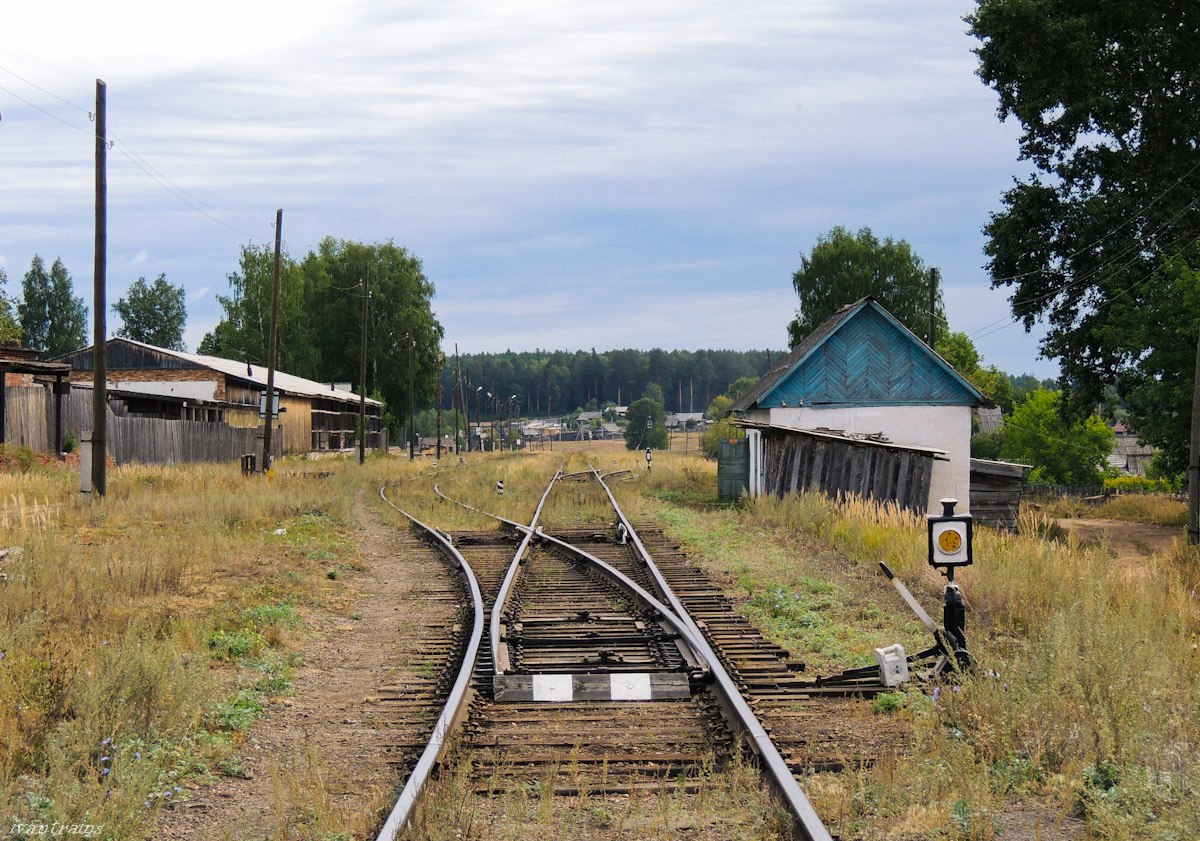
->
{"left": 758, "top": 300, "right": 987, "bottom": 408}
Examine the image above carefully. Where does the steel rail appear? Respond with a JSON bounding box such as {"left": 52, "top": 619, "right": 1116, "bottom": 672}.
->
{"left": 488, "top": 468, "right": 562, "bottom": 674}
{"left": 375, "top": 485, "right": 485, "bottom": 841}
{"left": 587, "top": 469, "right": 833, "bottom": 841}
{"left": 590, "top": 465, "right": 709, "bottom": 646}
{"left": 427, "top": 468, "right": 831, "bottom": 839}
{"left": 525, "top": 528, "right": 709, "bottom": 678}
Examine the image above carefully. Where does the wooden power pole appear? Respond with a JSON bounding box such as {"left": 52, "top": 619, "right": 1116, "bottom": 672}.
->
{"left": 91, "top": 79, "right": 107, "bottom": 497}
{"left": 358, "top": 263, "right": 369, "bottom": 466}
{"left": 1189, "top": 324, "right": 1200, "bottom": 544}
{"left": 435, "top": 357, "right": 443, "bottom": 461}
{"left": 407, "top": 334, "right": 416, "bottom": 459}
{"left": 261, "top": 209, "right": 282, "bottom": 472}
{"left": 927, "top": 267, "right": 939, "bottom": 349}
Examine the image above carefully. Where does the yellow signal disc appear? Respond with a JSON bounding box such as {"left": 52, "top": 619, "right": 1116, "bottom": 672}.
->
{"left": 937, "top": 529, "right": 963, "bottom": 554}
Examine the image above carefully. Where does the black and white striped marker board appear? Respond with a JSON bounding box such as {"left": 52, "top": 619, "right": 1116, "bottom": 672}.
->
{"left": 493, "top": 672, "right": 691, "bottom": 703}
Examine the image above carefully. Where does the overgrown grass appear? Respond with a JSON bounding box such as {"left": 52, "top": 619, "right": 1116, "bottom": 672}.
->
{"left": 0, "top": 457, "right": 370, "bottom": 837}
{"left": 1037, "top": 492, "right": 1188, "bottom": 527}
{"left": 8, "top": 444, "right": 1196, "bottom": 838}
{"left": 409, "top": 744, "right": 793, "bottom": 840}
{"left": 615, "top": 450, "right": 1200, "bottom": 839}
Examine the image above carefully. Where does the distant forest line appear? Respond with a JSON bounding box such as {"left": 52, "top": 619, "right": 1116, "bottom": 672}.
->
{"left": 437, "top": 347, "right": 1057, "bottom": 420}
{"left": 438, "top": 348, "right": 782, "bottom": 418}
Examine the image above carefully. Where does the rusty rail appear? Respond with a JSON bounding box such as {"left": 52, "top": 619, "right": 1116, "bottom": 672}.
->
{"left": 421, "top": 468, "right": 833, "bottom": 841}
{"left": 489, "top": 468, "right": 561, "bottom": 674}
{"left": 374, "top": 485, "right": 484, "bottom": 841}
{"left": 545, "top": 474, "right": 833, "bottom": 841}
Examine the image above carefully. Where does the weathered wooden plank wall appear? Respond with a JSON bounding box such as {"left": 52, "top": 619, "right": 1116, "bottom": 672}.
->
{"left": 2, "top": 386, "right": 50, "bottom": 451}
{"left": 969, "top": 458, "right": 1027, "bottom": 531}
{"left": 4, "top": 386, "right": 280, "bottom": 465}
{"left": 761, "top": 429, "right": 933, "bottom": 512}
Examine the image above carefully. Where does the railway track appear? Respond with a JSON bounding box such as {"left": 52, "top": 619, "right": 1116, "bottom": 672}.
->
{"left": 373, "top": 464, "right": 898, "bottom": 840}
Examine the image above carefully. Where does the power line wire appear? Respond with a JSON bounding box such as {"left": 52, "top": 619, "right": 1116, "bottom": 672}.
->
{"left": 986, "top": 158, "right": 1200, "bottom": 286}
{"left": 968, "top": 198, "right": 1200, "bottom": 342}
{"left": 0, "top": 67, "right": 270, "bottom": 242}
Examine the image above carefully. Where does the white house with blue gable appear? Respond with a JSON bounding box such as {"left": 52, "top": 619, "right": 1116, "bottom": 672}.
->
{"left": 731, "top": 298, "right": 989, "bottom": 513}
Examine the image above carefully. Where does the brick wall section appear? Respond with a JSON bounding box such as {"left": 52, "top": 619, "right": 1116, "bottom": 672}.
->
{"left": 3, "top": 373, "right": 33, "bottom": 387}
{"left": 68, "top": 369, "right": 226, "bottom": 399}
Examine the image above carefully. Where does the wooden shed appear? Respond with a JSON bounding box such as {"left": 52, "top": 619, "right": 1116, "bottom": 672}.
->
{"left": 725, "top": 421, "right": 944, "bottom": 511}
{"left": 57, "top": 339, "right": 382, "bottom": 454}
{"left": 969, "top": 458, "right": 1029, "bottom": 531}
{"left": 731, "top": 298, "right": 989, "bottom": 513}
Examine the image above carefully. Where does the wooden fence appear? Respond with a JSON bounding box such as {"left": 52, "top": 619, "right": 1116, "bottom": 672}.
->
{"left": 1025, "top": 484, "right": 1106, "bottom": 499}
{"left": 3, "top": 385, "right": 279, "bottom": 465}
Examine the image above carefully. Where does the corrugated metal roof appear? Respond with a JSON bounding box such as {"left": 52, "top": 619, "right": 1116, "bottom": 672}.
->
{"left": 733, "top": 418, "right": 950, "bottom": 458}
{"left": 81, "top": 338, "right": 381, "bottom": 406}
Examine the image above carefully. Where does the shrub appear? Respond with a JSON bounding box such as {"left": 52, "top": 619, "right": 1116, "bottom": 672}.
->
{"left": 1103, "top": 475, "right": 1175, "bottom": 494}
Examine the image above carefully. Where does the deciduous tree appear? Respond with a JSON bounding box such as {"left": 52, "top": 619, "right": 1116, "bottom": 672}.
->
{"left": 788, "top": 226, "right": 945, "bottom": 346}
{"left": 113, "top": 274, "right": 187, "bottom": 350}
{"left": 199, "top": 244, "right": 316, "bottom": 376}
{"left": 623, "top": 397, "right": 668, "bottom": 450}
{"left": 0, "top": 268, "right": 21, "bottom": 344}
{"left": 302, "top": 238, "right": 443, "bottom": 424}
{"left": 1001, "top": 389, "right": 1114, "bottom": 485}
{"left": 19, "top": 256, "right": 87, "bottom": 357}
{"left": 968, "top": 0, "right": 1200, "bottom": 460}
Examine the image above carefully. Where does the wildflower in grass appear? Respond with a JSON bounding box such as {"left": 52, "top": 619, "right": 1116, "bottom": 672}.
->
{"left": 931, "top": 686, "right": 941, "bottom": 703}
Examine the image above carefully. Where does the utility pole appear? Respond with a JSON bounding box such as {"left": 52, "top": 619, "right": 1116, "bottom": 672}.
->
{"left": 407, "top": 334, "right": 416, "bottom": 460}
{"left": 464, "top": 366, "right": 472, "bottom": 453}
{"left": 261, "top": 209, "right": 282, "bottom": 473}
{"left": 1189, "top": 323, "right": 1200, "bottom": 544}
{"left": 358, "top": 263, "right": 369, "bottom": 466}
{"left": 435, "top": 356, "right": 443, "bottom": 461}
{"left": 91, "top": 79, "right": 107, "bottom": 497}
{"left": 454, "top": 345, "right": 463, "bottom": 455}
{"left": 928, "top": 267, "right": 939, "bottom": 349}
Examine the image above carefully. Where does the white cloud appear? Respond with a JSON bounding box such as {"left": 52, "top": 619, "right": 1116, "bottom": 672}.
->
{"left": 0, "top": 0, "right": 1054, "bottom": 377}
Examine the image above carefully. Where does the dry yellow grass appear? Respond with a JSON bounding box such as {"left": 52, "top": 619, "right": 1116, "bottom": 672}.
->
{"left": 0, "top": 456, "right": 382, "bottom": 836}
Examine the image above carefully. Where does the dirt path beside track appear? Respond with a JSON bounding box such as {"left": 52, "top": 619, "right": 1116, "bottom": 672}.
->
{"left": 153, "top": 493, "right": 454, "bottom": 841}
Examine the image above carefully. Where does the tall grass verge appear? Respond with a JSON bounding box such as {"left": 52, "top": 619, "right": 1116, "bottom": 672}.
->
{"left": 624, "top": 462, "right": 1200, "bottom": 839}
{"left": 0, "top": 457, "right": 364, "bottom": 837}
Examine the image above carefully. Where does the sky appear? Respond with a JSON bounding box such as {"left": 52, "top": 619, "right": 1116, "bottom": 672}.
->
{"left": 1, "top": 0, "right": 1058, "bottom": 378}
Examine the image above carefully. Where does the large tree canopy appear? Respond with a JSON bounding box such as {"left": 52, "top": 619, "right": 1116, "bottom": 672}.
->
{"left": 787, "top": 226, "right": 945, "bottom": 346}
{"left": 1002, "top": 388, "right": 1115, "bottom": 485}
{"left": 302, "top": 237, "right": 443, "bottom": 421}
{"left": 19, "top": 256, "right": 87, "bottom": 358}
{"left": 113, "top": 274, "right": 187, "bottom": 350}
{"left": 198, "top": 243, "right": 316, "bottom": 376}
{"left": 969, "top": 1, "right": 1200, "bottom": 470}
{"left": 623, "top": 397, "right": 668, "bottom": 450}
{"left": 200, "top": 238, "right": 442, "bottom": 435}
